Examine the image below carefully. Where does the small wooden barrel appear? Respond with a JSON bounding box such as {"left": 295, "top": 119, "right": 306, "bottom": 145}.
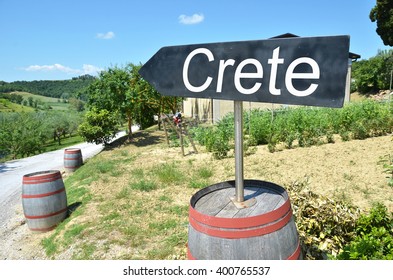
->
{"left": 22, "top": 170, "right": 68, "bottom": 232}
{"left": 188, "top": 180, "right": 301, "bottom": 260}
{"left": 64, "top": 148, "right": 83, "bottom": 172}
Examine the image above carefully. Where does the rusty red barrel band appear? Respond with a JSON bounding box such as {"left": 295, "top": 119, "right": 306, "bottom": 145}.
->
{"left": 23, "top": 171, "right": 62, "bottom": 184}
{"left": 64, "top": 148, "right": 81, "bottom": 152}
{"left": 24, "top": 207, "right": 68, "bottom": 219}
{"left": 23, "top": 176, "right": 63, "bottom": 184}
{"left": 22, "top": 187, "right": 66, "bottom": 199}
{"left": 189, "top": 198, "right": 291, "bottom": 229}
{"left": 286, "top": 241, "right": 302, "bottom": 260}
{"left": 190, "top": 209, "right": 293, "bottom": 239}
{"left": 187, "top": 248, "right": 196, "bottom": 260}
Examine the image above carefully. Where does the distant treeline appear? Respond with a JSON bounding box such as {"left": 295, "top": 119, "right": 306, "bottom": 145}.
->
{"left": 0, "top": 74, "right": 96, "bottom": 99}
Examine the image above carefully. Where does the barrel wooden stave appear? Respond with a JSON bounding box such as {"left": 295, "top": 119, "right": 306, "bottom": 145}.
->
{"left": 22, "top": 170, "right": 68, "bottom": 232}
{"left": 188, "top": 219, "right": 299, "bottom": 259}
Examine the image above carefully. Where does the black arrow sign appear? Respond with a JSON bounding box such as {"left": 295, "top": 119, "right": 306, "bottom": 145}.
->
{"left": 139, "top": 35, "right": 350, "bottom": 108}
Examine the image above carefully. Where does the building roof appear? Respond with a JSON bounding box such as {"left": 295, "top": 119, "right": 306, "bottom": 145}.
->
{"left": 270, "top": 33, "right": 361, "bottom": 60}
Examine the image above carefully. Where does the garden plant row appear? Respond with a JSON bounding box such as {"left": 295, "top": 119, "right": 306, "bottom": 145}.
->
{"left": 191, "top": 100, "right": 393, "bottom": 158}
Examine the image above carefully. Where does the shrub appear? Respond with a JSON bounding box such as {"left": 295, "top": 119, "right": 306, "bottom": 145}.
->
{"left": 380, "top": 153, "right": 393, "bottom": 187}
{"left": 190, "top": 100, "right": 393, "bottom": 157}
{"left": 78, "top": 107, "right": 120, "bottom": 145}
{"left": 205, "top": 127, "right": 231, "bottom": 159}
{"left": 246, "top": 109, "right": 272, "bottom": 145}
{"left": 335, "top": 203, "right": 393, "bottom": 260}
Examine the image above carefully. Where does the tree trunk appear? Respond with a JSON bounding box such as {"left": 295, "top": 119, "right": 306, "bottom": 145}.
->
{"left": 127, "top": 114, "right": 133, "bottom": 140}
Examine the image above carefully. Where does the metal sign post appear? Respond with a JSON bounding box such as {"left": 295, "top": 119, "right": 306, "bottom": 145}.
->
{"left": 231, "top": 100, "right": 256, "bottom": 208}
{"left": 234, "top": 100, "right": 244, "bottom": 202}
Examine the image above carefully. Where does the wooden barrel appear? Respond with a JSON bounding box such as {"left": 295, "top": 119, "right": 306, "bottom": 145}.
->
{"left": 22, "top": 170, "right": 68, "bottom": 232}
{"left": 188, "top": 180, "right": 301, "bottom": 260}
{"left": 64, "top": 148, "right": 83, "bottom": 172}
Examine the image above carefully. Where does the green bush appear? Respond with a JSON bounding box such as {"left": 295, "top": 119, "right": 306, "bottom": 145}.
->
{"left": 246, "top": 109, "right": 272, "bottom": 145}
{"left": 336, "top": 203, "right": 393, "bottom": 260}
{"left": 190, "top": 119, "right": 232, "bottom": 159}
{"left": 77, "top": 107, "right": 120, "bottom": 145}
{"left": 205, "top": 127, "right": 230, "bottom": 159}
{"left": 380, "top": 153, "right": 393, "bottom": 187}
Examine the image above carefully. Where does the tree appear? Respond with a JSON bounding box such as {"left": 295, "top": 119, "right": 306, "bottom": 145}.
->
{"left": 370, "top": 0, "right": 393, "bottom": 46}
{"left": 351, "top": 49, "right": 393, "bottom": 93}
{"left": 78, "top": 107, "right": 120, "bottom": 144}
{"left": 85, "top": 66, "right": 137, "bottom": 139}
{"left": 0, "top": 113, "right": 49, "bottom": 159}
{"left": 129, "top": 63, "right": 183, "bottom": 128}
{"left": 69, "top": 97, "right": 85, "bottom": 112}
{"left": 27, "top": 96, "right": 34, "bottom": 107}
{"left": 82, "top": 63, "right": 184, "bottom": 144}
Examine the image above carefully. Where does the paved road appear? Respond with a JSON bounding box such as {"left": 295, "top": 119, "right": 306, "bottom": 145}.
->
{"left": 0, "top": 130, "right": 130, "bottom": 228}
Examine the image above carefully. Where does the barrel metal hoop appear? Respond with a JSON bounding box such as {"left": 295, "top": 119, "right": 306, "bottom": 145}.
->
{"left": 286, "top": 240, "right": 302, "bottom": 260}
{"left": 22, "top": 187, "right": 66, "bottom": 199}
{"left": 189, "top": 197, "right": 291, "bottom": 229}
{"left": 64, "top": 148, "right": 81, "bottom": 154}
{"left": 23, "top": 171, "right": 62, "bottom": 184}
{"left": 24, "top": 207, "right": 68, "bottom": 219}
{"left": 189, "top": 180, "right": 291, "bottom": 229}
{"left": 189, "top": 209, "right": 293, "bottom": 239}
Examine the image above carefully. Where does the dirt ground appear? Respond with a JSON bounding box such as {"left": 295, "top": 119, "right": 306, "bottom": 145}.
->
{"left": 1, "top": 131, "right": 392, "bottom": 260}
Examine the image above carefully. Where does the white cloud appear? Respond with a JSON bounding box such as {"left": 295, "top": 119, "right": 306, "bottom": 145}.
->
{"left": 22, "top": 64, "right": 103, "bottom": 76}
{"left": 24, "top": 64, "right": 80, "bottom": 74}
{"left": 179, "top": 13, "right": 204, "bottom": 25}
{"left": 82, "top": 64, "right": 104, "bottom": 75}
{"left": 96, "top": 31, "right": 115, "bottom": 39}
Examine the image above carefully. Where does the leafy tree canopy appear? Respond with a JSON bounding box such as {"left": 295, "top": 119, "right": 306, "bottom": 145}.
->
{"left": 351, "top": 49, "right": 393, "bottom": 93}
{"left": 370, "top": 0, "right": 393, "bottom": 46}
{"left": 83, "top": 63, "right": 182, "bottom": 143}
{"left": 0, "top": 75, "right": 96, "bottom": 99}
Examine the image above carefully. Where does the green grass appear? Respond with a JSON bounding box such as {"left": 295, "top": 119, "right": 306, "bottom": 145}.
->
{"left": 155, "top": 163, "right": 183, "bottom": 184}
{"left": 63, "top": 224, "right": 88, "bottom": 246}
{"left": 41, "top": 236, "right": 58, "bottom": 256}
{"left": 73, "top": 243, "right": 97, "bottom": 260}
{"left": 188, "top": 180, "right": 210, "bottom": 189}
{"left": 0, "top": 98, "right": 34, "bottom": 112}
{"left": 130, "top": 180, "right": 157, "bottom": 192}
{"left": 11, "top": 91, "right": 70, "bottom": 111}
{"left": 196, "top": 166, "right": 213, "bottom": 179}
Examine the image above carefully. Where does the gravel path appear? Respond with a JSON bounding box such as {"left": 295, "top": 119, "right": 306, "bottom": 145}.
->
{"left": 0, "top": 130, "right": 130, "bottom": 259}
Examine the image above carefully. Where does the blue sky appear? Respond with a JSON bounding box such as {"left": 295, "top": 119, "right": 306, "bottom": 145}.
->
{"left": 0, "top": 0, "right": 391, "bottom": 82}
